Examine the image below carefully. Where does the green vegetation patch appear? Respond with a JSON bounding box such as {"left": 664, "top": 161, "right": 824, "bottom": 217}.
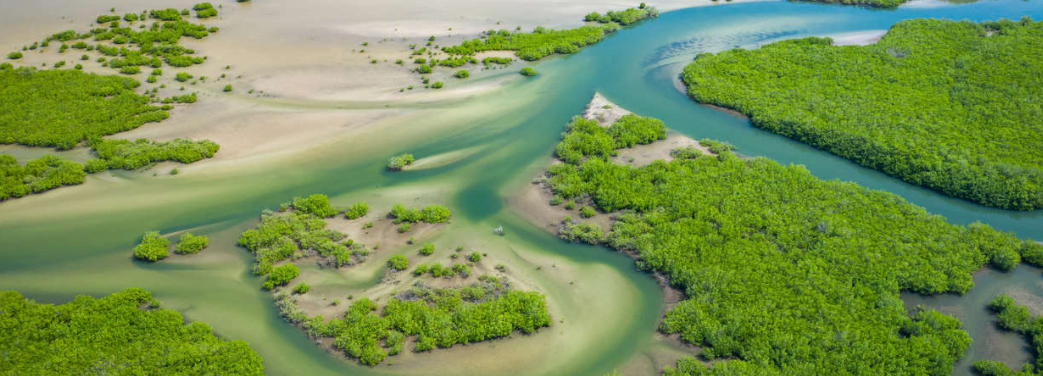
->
{"left": 344, "top": 201, "right": 370, "bottom": 219}
{"left": 681, "top": 18, "right": 1043, "bottom": 210}
{"left": 387, "top": 153, "right": 414, "bottom": 170}
{"left": 390, "top": 203, "right": 452, "bottom": 224}
{"left": 89, "top": 138, "right": 219, "bottom": 170}
{"left": 545, "top": 111, "right": 1039, "bottom": 375}
{"left": 0, "top": 288, "right": 264, "bottom": 375}
{"left": 133, "top": 230, "right": 170, "bottom": 261}
{"left": 443, "top": 5, "right": 656, "bottom": 61}
{"left": 584, "top": 4, "right": 659, "bottom": 25}
{"left": 445, "top": 25, "right": 612, "bottom": 61}
{"left": 175, "top": 232, "right": 208, "bottom": 254}
{"left": 0, "top": 67, "right": 169, "bottom": 149}
{"left": 283, "top": 276, "right": 550, "bottom": 365}
{"left": 239, "top": 196, "right": 367, "bottom": 274}
{"left": 0, "top": 154, "right": 85, "bottom": 201}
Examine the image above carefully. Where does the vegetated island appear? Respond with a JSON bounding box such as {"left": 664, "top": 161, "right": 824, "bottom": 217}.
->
{"left": 0, "top": 6, "right": 226, "bottom": 202}
{"left": 441, "top": 3, "right": 657, "bottom": 62}
{"left": 0, "top": 288, "right": 264, "bottom": 375}
{"left": 236, "top": 194, "right": 551, "bottom": 365}
{"left": 680, "top": 18, "right": 1043, "bottom": 210}
{"left": 532, "top": 99, "right": 1042, "bottom": 375}
{"left": 792, "top": 0, "right": 907, "bottom": 9}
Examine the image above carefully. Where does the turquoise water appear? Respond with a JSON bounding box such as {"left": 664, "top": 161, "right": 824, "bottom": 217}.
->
{"left": 1, "top": 1, "right": 1042, "bottom": 375}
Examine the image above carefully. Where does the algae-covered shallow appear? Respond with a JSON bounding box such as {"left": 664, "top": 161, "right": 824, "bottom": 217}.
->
{"left": 1, "top": 0, "right": 1042, "bottom": 375}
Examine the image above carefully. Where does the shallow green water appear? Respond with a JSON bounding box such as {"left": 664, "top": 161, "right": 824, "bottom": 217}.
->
{"left": 2, "top": 1, "right": 1043, "bottom": 375}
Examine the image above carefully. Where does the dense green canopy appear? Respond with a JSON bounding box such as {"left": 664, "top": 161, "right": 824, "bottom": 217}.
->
{"left": 0, "top": 154, "right": 85, "bottom": 201}
{"left": 0, "top": 67, "right": 168, "bottom": 149}
{"left": 681, "top": 18, "right": 1043, "bottom": 210}
{"left": 284, "top": 276, "right": 551, "bottom": 365}
{"left": 545, "top": 113, "right": 1038, "bottom": 375}
{"left": 0, "top": 288, "right": 264, "bottom": 376}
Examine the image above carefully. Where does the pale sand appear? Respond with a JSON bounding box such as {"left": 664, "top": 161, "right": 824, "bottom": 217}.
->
{"left": 583, "top": 92, "right": 632, "bottom": 126}
{"left": 0, "top": 0, "right": 766, "bottom": 175}
{"left": 401, "top": 145, "right": 487, "bottom": 171}
{"left": 829, "top": 29, "right": 888, "bottom": 46}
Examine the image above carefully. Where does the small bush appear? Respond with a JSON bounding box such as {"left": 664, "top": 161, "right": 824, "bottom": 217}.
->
{"left": 419, "top": 243, "right": 434, "bottom": 256}
{"left": 467, "top": 252, "right": 482, "bottom": 263}
{"left": 387, "top": 255, "right": 409, "bottom": 270}
{"left": 263, "top": 263, "right": 299, "bottom": 290}
{"left": 398, "top": 223, "right": 412, "bottom": 233}
{"left": 294, "top": 282, "right": 310, "bottom": 294}
{"left": 175, "top": 232, "right": 209, "bottom": 254}
{"left": 520, "top": 67, "right": 537, "bottom": 76}
{"left": 344, "top": 201, "right": 369, "bottom": 219}
{"left": 7, "top": 52, "right": 23, "bottom": 60}
{"left": 454, "top": 70, "right": 470, "bottom": 78}
{"left": 133, "top": 231, "right": 170, "bottom": 261}
{"left": 580, "top": 206, "right": 595, "bottom": 218}
{"left": 431, "top": 81, "right": 444, "bottom": 89}
{"left": 387, "top": 153, "right": 414, "bottom": 170}
{"left": 223, "top": 84, "right": 232, "bottom": 92}
{"left": 175, "top": 72, "right": 192, "bottom": 82}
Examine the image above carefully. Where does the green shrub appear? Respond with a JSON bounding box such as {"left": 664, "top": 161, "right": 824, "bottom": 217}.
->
{"left": 133, "top": 231, "right": 170, "bottom": 261}
{"left": 467, "top": 252, "right": 482, "bottom": 263}
{"left": 0, "top": 155, "right": 86, "bottom": 202}
{"left": 175, "top": 232, "right": 209, "bottom": 254}
{"left": 263, "top": 263, "right": 299, "bottom": 290}
{"left": 294, "top": 282, "right": 310, "bottom": 294}
{"left": 419, "top": 243, "right": 434, "bottom": 256}
{"left": 520, "top": 66, "right": 537, "bottom": 76}
{"left": 387, "top": 255, "right": 409, "bottom": 270}
{"left": 452, "top": 263, "right": 471, "bottom": 277}
{"left": 387, "top": 153, "right": 414, "bottom": 170}
{"left": 431, "top": 81, "right": 444, "bottom": 89}
{"left": 454, "top": 69, "right": 470, "bottom": 78}
{"left": 397, "top": 223, "right": 412, "bottom": 233}
{"left": 175, "top": 72, "right": 192, "bottom": 82}
{"left": 223, "top": 84, "right": 232, "bottom": 92}
{"left": 291, "top": 194, "right": 338, "bottom": 218}
{"left": 580, "top": 206, "right": 595, "bottom": 218}
{"left": 344, "top": 201, "right": 369, "bottom": 219}
{"left": 90, "top": 138, "right": 218, "bottom": 170}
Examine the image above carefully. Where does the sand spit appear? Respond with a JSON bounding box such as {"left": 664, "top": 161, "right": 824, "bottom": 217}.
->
{"left": 401, "top": 145, "right": 487, "bottom": 171}
{"left": 584, "top": 92, "right": 632, "bottom": 126}
{"left": 830, "top": 29, "right": 888, "bottom": 46}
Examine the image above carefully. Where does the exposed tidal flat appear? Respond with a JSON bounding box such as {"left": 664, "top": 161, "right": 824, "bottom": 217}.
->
{"left": 1, "top": 0, "right": 1042, "bottom": 375}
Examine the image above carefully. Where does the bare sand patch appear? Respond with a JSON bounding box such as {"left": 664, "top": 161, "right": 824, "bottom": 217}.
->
{"left": 830, "top": 29, "right": 888, "bottom": 46}
{"left": 401, "top": 145, "right": 486, "bottom": 171}
{"left": 583, "top": 92, "right": 631, "bottom": 126}
{"left": 614, "top": 132, "right": 711, "bottom": 167}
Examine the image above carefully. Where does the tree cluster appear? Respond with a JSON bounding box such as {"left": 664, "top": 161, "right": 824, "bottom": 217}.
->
{"left": 88, "top": 138, "right": 219, "bottom": 171}
{"left": 681, "top": 18, "right": 1043, "bottom": 210}
{"left": 292, "top": 278, "right": 550, "bottom": 365}
{"left": 390, "top": 203, "right": 452, "bottom": 224}
{"left": 0, "top": 67, "right": 169, "bottom": 149}
{"left": 544, "top": 110, "right": 1040, "bottom": 375}
{"left": 0, "top": 288, "right": 264, "bottom": 375}
{"left": 0, "top": 154, "right": 85, "bottom": 201}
